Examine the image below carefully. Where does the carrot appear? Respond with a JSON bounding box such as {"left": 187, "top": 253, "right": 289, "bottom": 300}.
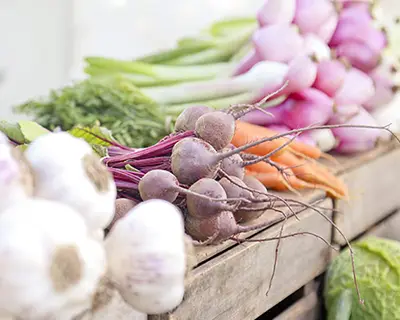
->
{"left": 246, "top": 169, "right": 347, "bottom": 199}
{"left": 270, "top": 152, "right": 348, "bottom": 199}
{"left": 244, "top": 161, "right": 298, "bottom": 194}
{"left": 232, "top": 121, "right": 325, "bottom": 159}
{"left": 232, "top": 121, "right": 291, "bottom": 157}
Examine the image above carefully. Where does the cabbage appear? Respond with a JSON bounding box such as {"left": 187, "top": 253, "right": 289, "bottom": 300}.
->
{"left": 324, "top": 236, "right": 400, "bottom": 320}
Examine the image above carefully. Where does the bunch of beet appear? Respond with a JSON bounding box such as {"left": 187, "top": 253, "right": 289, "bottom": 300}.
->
{"left": 105, "top": 104, "right": 293, "bottom": 243}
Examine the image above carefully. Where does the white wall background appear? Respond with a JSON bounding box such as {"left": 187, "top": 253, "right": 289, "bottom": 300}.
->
{"left": 0, "top": 0, "right": 263, "bottom": 120}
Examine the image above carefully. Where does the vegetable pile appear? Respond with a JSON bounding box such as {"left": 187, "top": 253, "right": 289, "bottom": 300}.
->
{"left": 16, "top": 0, "right": 400, "bottom": 153}
{"left": 2, "top": 0, "right": 400, "bottom": 317}
{"left": 3, "top": 99, "right": 395, "bottom": 316}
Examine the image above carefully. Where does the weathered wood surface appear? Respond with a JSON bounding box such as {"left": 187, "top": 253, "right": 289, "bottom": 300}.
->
{"left": 272, "top": 291, "right": 319, "bottom": 320}
{"left": 162, "top": 199, "right": 332, "bottom": 320}
{"left": 333, "top": 144, "right": 400, "bottom": 245}
{"left": 361, "top": 210, "right": 400, "bottom": 242}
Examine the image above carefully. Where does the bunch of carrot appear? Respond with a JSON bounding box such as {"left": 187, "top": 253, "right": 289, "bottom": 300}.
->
{"left": 232, "top": 120, "right": 348, "bottom": 199}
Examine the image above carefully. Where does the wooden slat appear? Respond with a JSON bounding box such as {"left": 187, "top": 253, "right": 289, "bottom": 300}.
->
{"left": 333, "top": 147, "right": 400, "bottom": 245}
{"left": 272, "top": 291, "right": 319, "bottom": 320}
{"left": 163, "top": 199, "right": 332, "bottom": 320}
{"left": 362, "top": 210, "right": 400, "bottom": 242}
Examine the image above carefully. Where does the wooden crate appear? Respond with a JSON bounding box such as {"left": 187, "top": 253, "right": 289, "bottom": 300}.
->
{"left": 110, "top": 142, "right": 400, "bottom": 319}
{"left": 150, "top": 198, "right": 333, "bottom": 320}
{"left": 333, "top": 142, "right": 400, "bottom": 245}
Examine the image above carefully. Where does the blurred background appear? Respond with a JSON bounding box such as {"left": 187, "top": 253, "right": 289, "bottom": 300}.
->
{"left": 0, "top": 0, "right": 264, "bottom": 120}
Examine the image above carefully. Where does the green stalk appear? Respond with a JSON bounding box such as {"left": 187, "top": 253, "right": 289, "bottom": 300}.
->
{"left": 85, "top": 57, "right": 234, "bottom": 86}
{"left": 166, "top": 92, "right": 286, "bottom": 116}
{"left": 141, "top": 61, "right": 288, "bottom": 105}
{"left": 135, "top": 17, "right": 257, "bottom": 65}
{"left": 164, "top": 27, "right": 256, "bottom": 65}
{"left": 135, "top": 42, "right": 213, "bottom": 64}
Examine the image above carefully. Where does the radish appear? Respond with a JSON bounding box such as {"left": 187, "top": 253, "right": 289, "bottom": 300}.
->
{"left": 105, "top": 199, "right": 186, "bottom": 314}
{"left": 25, "top": 132, "right": 117, "bottom": 240}
{"left": 174, "top": 105, "right": 212, "bottom": 132}
{"left": 334, "top": 41, "right": 381, "bottom": 73}
{"left": 283, "top": 88, "right": 334, "bottom": 129}
{"left": 0, "top": 199, "right": 106, "bottom": 320}
{"left": 330, "top": 106, "right": 381, "bottom": 154}
{"left": 280, "top": 54, "right": 318, "bottom": 95}
{"left": 294, "top": 0, "right": 337, "bottom": 39}
{"left": 299, "top": 34, "right": 332, "bottom": 61}
{"left": 334, "top": 68, "right": 376, "bottom": 106}
{"left": 252, "top": 24, "right": 304, "bottom": 63}
{"left": 313, "top": 59, "right": 347, "bottom": 97}
{"left": 256, "top": 0, "right": 296, "bottom": 26}
{"left": 0, "top": 133, "right": 34, "bottom": 212}
{"left": 364, "top": 65, "right": 399, "bottom": 111}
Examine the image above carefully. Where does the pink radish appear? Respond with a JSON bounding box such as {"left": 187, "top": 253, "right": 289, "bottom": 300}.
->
{"left": 334, "top": 41, "right": 381, "bottom": 73}
{"left": 330, "top": 106, "right": 381, "bottom": 154}
{"left": 293, "top": 0, "right": 337, "bottom": 38}
{"left": 364, "top": 65, "right": 398, "bottom": 111}
{"left": 282, "top": 88, "right": 334, "bottom": 129}
{"left": 313, "top": 59, "right": 347, "bottom": 97}
{"left": 252, "top": 24, "right": 303, "bottom": 63}
{"left": 257, "top": 0, "right": 296, "bottom": 26}
{"left": 334, "top": 68, "right": 375, "bottom": 105}
{"left": 281, "top": 54, "right": 318, "bottom": 95}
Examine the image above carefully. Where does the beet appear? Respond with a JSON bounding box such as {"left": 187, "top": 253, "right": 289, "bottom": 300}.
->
{"left": 194, "top": 111, "right": 236, "bottom": 151}
{"left": 174, "top": 105, "right": 213, "bottom": 132}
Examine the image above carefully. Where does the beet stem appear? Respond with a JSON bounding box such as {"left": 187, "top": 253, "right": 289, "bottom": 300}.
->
{"left": 177, "top": 186, "right": 252, "bottom": 204}
{"left": 281, "top": 197, "right": 364, "bottom": 304}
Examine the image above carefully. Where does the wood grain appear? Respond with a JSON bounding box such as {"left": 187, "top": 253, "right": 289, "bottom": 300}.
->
{"left": 361, "top": 210, "right": 400, "bottom": 242}
{"left": 333, "top": 147, "right": 400, "bottom": 245}
{"left": 162, "top": 199, "right": 333, "bottom": 320}
{"left": 273, "top": 291, "right": 319, "bottom": 320}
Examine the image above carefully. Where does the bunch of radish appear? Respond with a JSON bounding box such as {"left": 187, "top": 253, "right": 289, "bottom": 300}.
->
{"left": 234, "top": 0, "right": 400, "bottom": 154}
{"left": 0, "top": 131, "right": 192, "bottom": 318}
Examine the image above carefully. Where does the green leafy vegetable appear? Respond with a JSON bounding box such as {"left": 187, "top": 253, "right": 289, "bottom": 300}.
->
{"left": 68, "top": 126, "right": 115, "bottom": 147}
{"left": 15, "top": 76, "right": 170, "bottom": 148}
{"left": 324, "top": 236, "right": 400, "bottom": 320}
{"left": 0, "top": 120, "right": 49, "bottom": 144}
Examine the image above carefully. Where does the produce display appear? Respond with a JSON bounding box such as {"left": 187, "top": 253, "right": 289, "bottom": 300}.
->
{"left": 16, "top": 0, "right": 400, "bottom": 152}
{"left": 1, "top": 0, "right": 400, "bottom": 319}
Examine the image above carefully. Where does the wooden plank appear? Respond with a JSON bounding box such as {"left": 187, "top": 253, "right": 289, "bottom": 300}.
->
{"left": 362, "top": 210, "right": 400, "bottom": 242}
{"left": 272, "top": 291, "right": 319, "bottom": 320}
{"left": 194, "top": 141, "right": 398, "bottom": 266}
{"left": 333, "top": 147, "right": 400, "bottom": 245}
{"left": 164, "top": 199, "right": 332, "bottom": 320}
